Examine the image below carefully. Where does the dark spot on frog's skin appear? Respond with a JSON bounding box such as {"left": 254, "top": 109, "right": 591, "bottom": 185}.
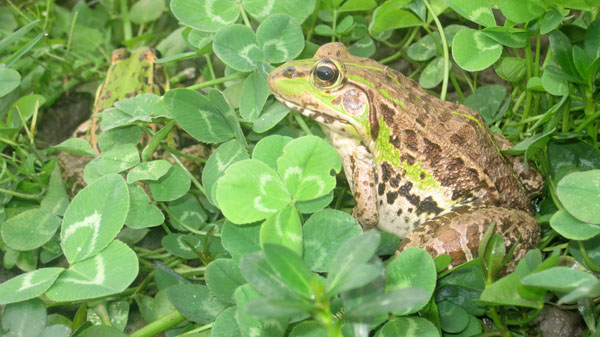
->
{"left": 396, "top": 208, "right": 403, "bottom": 215}
{"left": 447, "top": 157, "right": 465, "bottom": 172}
{"left": 421, "top": 95, "right": 431, "bottom": 103}
{"left": 377, "top": 183, "right": 385, "bottom": 196}
{"left": 450, "top": 133, "right": 465, "bottom": 146}
{"left": 125, "top": 92, "right": 136, "bottom": 98}
{"left": 398, "top": 182, "right": 420, "bottom": 207}
{"left": 420, "top": 172, "right": 426, "bottom": 180}
{"left": 282, "top": 66, "right": 296, "bottom": 79}
{"left": 407, "top": 208, "right": 413, "bottom": 213}
{"left": 423, "top": 138, "right": 441, "bottom": 154}
{"left": 386, "top": 191, "right": 398, "bottom": 204}
{"left": 380, "top": 162, "right": 392, "bottom": 181}
{"left": 402, "top": 154, "right": 415, "bottom": 166}
{"left": 416, "top": 196, "right": 443, "bottom": 215}
{"left": 389, "top": 175, "right": 400, "bottom": 188}
{"left": 331, "top": 95, "right": 342, "bottom": 105}
{"left": 379, "top": 200, "right": 383, "bottom": 206}
{"left": 404, "top": 216, "right": 410, "bottom": 222}
{"left": 336, "top": 50, "right": 341, "bottom": 57}
{"left": 379, "top": 104, "right": 396, "bottom": 123}
{"left": 404, "top": 130, "right": 418, "bottom": 151}
{"left": 415, "top": 118, "right": 426, "bottom": 127}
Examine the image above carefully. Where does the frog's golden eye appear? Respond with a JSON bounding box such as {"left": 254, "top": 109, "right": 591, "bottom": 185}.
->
{"left": 311, "top": 59, "right": 343, "bottom": 89}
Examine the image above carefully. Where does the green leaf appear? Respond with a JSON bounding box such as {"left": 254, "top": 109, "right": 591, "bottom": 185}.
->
{"left": 206, "top": 258, "right": 245, "bottom": 304}
{"left": 326, "top": 230, "right": 380, "bottom": 295}
{"left": 168, "top": 193, "right": 207, "bottom": 232}
{"left": 1, "top": 299, "right": 46, "bottom": 337}
{"left": 494, "top": 57, "right": 526, "bottom": 83}
{"left": 464, "top": 85, "right": 506, "bottom": 124}
{"left": 540, "top": 8, "right": 564, "bottom": 35}
{"left": 217, "top": 159, "right": 291, "bottom": 224}
{"left": 260, "top": 206, "right": 303, "bottom": 255}
{"left": 419, "top": 56, "right": 444, "bottom": 89}
{"left": 548, "top": 141, "right": 600, "bottom": 182}
{"left": 97, "top": 144, "right": 140, "bottom": 174}
{"left": 127, "top": 160, "right": 172, "bottom": 183}
{"left": 234, "top": 285, "right": 288, "bottom": 337}
{"left": 97, "top": 125, "right": 143, "bottom": 153}
{"left": 349, "top": 36, "right": 376, "bottom": 57}
{"left": 166, "top": 88, "right": 234, "bottom": 144}
{"left": 222, "top": 221, "right": 261, "bottom": 262}
{"left": 498, "top": 0, "right": 546, "bottom": 23}
{"left": 369, "top": 3, "right": 421, "bottom": 34}
{"left": 263, "top": 244, "right": 314, "bottom": 299}
{"left": 252, "top": 101, "right": 291, "bottom": 133}
{"left": 244, "top": 297, "right": 311, "bottom": 318}
{"left": 161, "top": 233, "right": 203, "bottom": 259}
{"left": 386, "top": 247, "right": 436, "bottom": 314}
{"left": 277, "top": 136, "right": 341, "bottom": 201}
{"left": 167, "top": 284, "right": 227, "bottom": 324}
{"left": 557, "top": 170, "right": 600, "bottom": 224}
{"left": 202, "top": 139, "right": 249, "bottom": 205}
{"left": 542, "top": 68, "right": 569, "bottom": 96}
{"left": 54, "top": 138, "right": 96, "bottom": 157}
{"left": 61, "top": 174, "right": 129, "bottom": 264}
{"left": 240, "top": 71, "right": 269, "bottom": 122}
{"left": 408, "top": 33, "right": 439, "bottom": 61}
{"left": 0, "top": 268, "right": 64, "bottom": 305}
{"left": 438, "top": 300, "right": 469, "bottom": 333}
{"left": 256, "top": 14, "right": 304, "bottom": 64}
{"left": 170, "top": 0, "right": 239, "bottom": 32}
{"left": 41, "top": 165, "right": 69, "bottom": 216}
{"left": 239, "top": 252, "right": 297, "bottom": 299}
{"left": 252, "top": 135, "right": 293, "bottom": 170}
{"left": 129, "top": 0, "right": 165, "bottom": 24}
{"left": 102, "top": 94, "right": 159, "bottom": 131}
{"left": 242, "top": 0, "right": 316, "bottom": 23}
{"left": 303, "top": 209, "right": 362, "bottom": 272}
{"left": 125, "top": 184, "right": 164, "bottom": 229}
{"left": 585, "top": 19, "right": 600, "bottom": 60}
{"left": 147, "top": 164, "right": 190, "bottom": 201}
{"left": 522, "top": 266, "right": 598, "bottom": 293}
{"left": 289, "top": 321, "right": 328, "bottom": 337}
{"left": 375, "top": 317, "right": 439, "bottom": 337}
{"left": 479, "top": 272, "right": 544, "bottom": 308}
{"left": 445, "top": 0, "right": 495, "bottom": 27}
{"left": 214, "top": 25, "right": 264, "bottom": 72}
{"left": 212, "top": 307, "right": 242, "bottom": 337}
{"left": 46, "top": 240, "right": 139, "bottom": 301}
{"left": 482, "top": 26, "right": 527, "bottom": 48}
{"left": 1, "top": 208, "right": 61, "bottom": 251}
{"left": 75, "top": 325, "right": 127, "bottom": 337}
{"left": 452, "top": 29, "right": 502, "bottom": 71}
{"left": 550, "top": 209, "right": 600, "bottom": 240}
{"left": 339, "top": 0, "right": 376, "bottom": 11}
{"left": 347, "top": 287, "right": 431, "bottom": 318}
{"left": 549, "top": 30, "right": 583, "bottom": 83}
{"left": 0, "top": 67, "right": 20, "bottom": 98}
{"left": 544, "top": 0, "right": 599, "bottom": 10}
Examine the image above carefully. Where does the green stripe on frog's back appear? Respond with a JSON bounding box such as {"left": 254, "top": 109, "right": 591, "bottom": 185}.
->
{"left": 375, "top": 118, "right": 440, "bottom": 191}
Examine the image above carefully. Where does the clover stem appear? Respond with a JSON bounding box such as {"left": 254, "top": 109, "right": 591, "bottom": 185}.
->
{"left": 423, "top": 0, "right": 449, "bottom": 101}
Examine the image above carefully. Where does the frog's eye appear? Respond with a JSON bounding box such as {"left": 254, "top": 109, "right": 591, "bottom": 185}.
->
{"left": 311, "top": 59, "right": 343, "bottom": 89}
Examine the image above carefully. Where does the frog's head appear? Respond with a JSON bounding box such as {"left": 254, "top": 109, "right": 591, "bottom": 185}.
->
{"left": 268, "top": 43, "right": 377, "bottom": 147}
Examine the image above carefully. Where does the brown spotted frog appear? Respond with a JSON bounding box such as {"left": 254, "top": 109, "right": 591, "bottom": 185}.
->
{"left": 267, "top": 43, "right": 543, "bottom": 267}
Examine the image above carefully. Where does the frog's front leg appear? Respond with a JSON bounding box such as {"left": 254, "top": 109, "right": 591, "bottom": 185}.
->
{"left": 398, "top": 206, "right": 539, "bottom": 270}
{"left": 350, "top": 158, "right": 378, "bottom": 229}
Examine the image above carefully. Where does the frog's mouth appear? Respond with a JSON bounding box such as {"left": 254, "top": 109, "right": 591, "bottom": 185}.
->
{"left": 276, "top": 96, "right": 351, "bottom": 127}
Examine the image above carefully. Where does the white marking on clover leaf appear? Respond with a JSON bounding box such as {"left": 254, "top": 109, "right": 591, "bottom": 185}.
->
{"left": 254, "top": 0, "right": 274, "bottom": 18}
{"left": 63, "top": 211, "right": 102, "bottom": 256}
{"left": 258, "top": 173, "right": 275, "bottom": 194}
{"left": 471, "top": 7, "right": 490, "bottom": 21}
{"left": 205, "top": 0, "right": 228, "bottom": 24}
{"left": 64, "top": 255, "right": 106, "bottom": 285}
{"left": 176, "top": 236, "right": 201, "bottom": 251}
{"left": 249, "top": 327, "right": 261, "bottom": 337}
{"left": 283, "top": 166, "right": 302, "bottom": 185}
{"left": 239, "top": 44, "right": 260, "bottom": 65}
{"left": 262, "top": 40, "right": 289, "bottom": 60}
{"left": 287, "top": 232, "right": 302, "bottom": 244}
{"left": 17, "top": 272, "right": 46, "bottom": 291}
{"left": 197, "top": 111, "right": 216, "bottom": 138}
{"left": 475, "top": 33, "right": 500, "bottom": 52}
{"left": 216, "top": 148, "right": 243, "bottom": 171}
{"left": 253, "top": 196, "right": 278, "bottom": 213}
{"left": 303, "top": 175, "right": 325, "bottom": 196}
{"left": 179, "top": 210, "right": 197, "bottom": 222}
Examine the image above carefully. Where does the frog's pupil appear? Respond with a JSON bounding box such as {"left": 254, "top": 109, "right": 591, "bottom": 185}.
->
{"left": 316, "top": 66, "right": 335, "bottom": 81}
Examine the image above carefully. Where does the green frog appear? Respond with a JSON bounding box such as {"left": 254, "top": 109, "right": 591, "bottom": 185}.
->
{"left": 268, "top": 43, "right": 543, "bottom": 267}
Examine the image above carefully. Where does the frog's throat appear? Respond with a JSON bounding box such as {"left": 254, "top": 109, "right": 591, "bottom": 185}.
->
{"left": 276, "top": 95, "right": 375, "bottom": 152}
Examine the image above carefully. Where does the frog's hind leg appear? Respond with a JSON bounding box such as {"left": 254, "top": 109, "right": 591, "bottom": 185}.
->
{"left": 397, "top": 206, "right": 539, "bottom": 270}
